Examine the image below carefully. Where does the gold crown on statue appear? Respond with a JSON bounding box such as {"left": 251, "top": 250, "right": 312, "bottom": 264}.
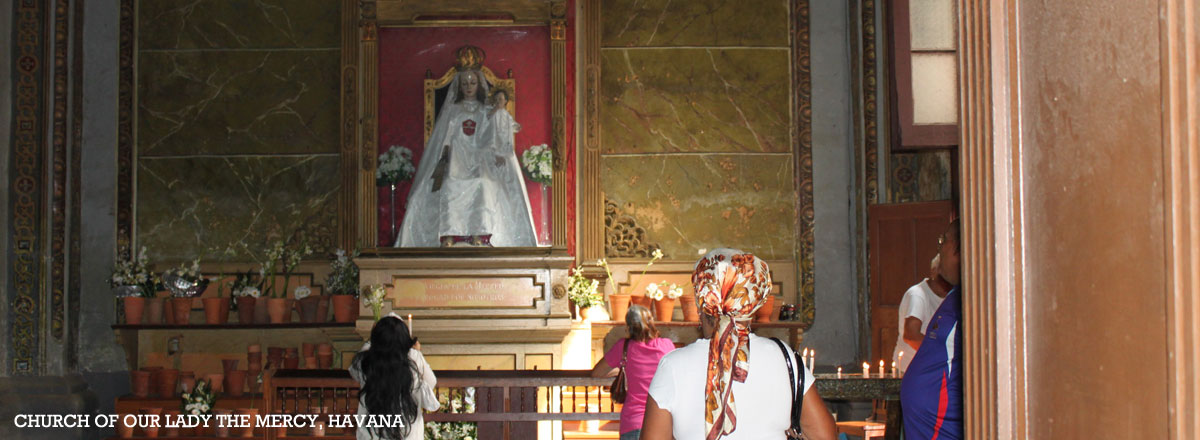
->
{"left": 454, "top": 45, "right": 486, "bottom": 71}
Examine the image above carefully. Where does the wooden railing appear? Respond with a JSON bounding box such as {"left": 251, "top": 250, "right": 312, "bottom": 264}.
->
{"left": 264, "top": 369, "right": 619, "bottom": 440}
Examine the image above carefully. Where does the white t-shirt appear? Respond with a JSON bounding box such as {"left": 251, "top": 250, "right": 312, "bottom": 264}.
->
{"left": 893, "top": 278, "right": 945, "bottom": 373}
{"left": 647, "top": 334, "right": 816, "bottom": 440}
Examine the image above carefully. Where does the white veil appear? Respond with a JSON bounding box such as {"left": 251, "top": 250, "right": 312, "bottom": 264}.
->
{"left": 395, "top": 69, "right": 536, "bottom": 247}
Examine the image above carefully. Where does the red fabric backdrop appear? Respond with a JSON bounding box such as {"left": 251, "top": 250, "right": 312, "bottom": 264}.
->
{"left": 377, "top": 25, "right": 561, "bottom": 248}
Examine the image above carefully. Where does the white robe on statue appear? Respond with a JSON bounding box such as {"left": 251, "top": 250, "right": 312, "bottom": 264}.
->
{"left": 395, "top": 71, "right": 536, "bottom": 247}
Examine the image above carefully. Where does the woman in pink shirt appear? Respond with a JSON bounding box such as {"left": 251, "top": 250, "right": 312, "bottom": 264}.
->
{"left": 592, "top": 305, "right": 676, "bottom": 440}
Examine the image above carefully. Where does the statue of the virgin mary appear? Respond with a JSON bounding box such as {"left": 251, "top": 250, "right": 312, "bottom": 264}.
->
{"left": 395, "top": 66, "right": 537, "bottom": 247}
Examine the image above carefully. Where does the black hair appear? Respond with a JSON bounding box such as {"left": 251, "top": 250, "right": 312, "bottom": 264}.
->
{"left": 351, "top": 316, "right": 419, "bottom": 439}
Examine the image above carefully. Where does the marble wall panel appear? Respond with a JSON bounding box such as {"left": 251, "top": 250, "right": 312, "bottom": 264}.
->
{"left": 136, "top": 156, "right": 339, "bottom": 261}
{"left": 138, "top": 0, "right": 339, "bottom": 50}
{"left": 602, "top": 155, "right": 795, "bottom": 260}
{"left": 137, "top": 50, "right": 340, "bottom": 156}
{"left": 600, "top": 48, "right": 790, "bottom": 153}
{"left": 601, "top": 0, "right": 789, "bottom": 47}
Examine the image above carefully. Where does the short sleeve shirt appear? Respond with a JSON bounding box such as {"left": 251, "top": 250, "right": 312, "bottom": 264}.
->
{"left": 893, "top": 279, "right": 946, "bottom": 373}
{"left": 900, "top": 287, "right": 963, "bottom": 440}
{"left": 647, "top": 335, "right": 816, "bottom": 440}
{"left": 604, "top": 337, "right": 676, "bottom": 433}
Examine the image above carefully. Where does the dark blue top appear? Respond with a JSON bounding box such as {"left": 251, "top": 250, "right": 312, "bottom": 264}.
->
{"left": 900, "top": 286, "right": 962, "bottom": 440}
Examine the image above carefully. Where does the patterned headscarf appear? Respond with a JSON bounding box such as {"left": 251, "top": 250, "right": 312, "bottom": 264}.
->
{"left": 691, "top": 248, "right": 772, "bottom": 440}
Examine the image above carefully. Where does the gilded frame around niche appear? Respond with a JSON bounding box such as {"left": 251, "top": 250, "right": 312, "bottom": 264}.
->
{"left": 354, "top": 0, "right": 571, "bottom": 254}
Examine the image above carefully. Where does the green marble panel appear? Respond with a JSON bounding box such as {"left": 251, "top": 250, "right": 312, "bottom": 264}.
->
{"left": 137, "top": 50, "right": 339, "bottom": 156}
{"left": 138, "top": 0, "right": 339, "bottom": 50}
{"left": 601, "top": 0, "right": 789, "bottom": 47}
{"left": 136, "top": 156, "right": 339, "bottom": 261}
{"left": 601, "top": 48, "right": 790, "bottom": 154}
{"left": 602, "top": 155, "right": 796, "bottom": 260}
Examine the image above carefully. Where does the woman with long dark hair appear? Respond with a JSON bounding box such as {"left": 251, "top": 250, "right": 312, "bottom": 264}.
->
{"left": 591, "top": 305, "right": 675, "bottom": 440}
{"left": 349, "top": 315, "right": 439, "bottom": 440}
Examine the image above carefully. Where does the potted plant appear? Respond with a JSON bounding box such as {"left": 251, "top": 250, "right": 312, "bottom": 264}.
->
{"left": 231, "top": 271, "right": 260, "bottom": 325}
{"left": 376, "top": 145, "right": 417, "bottom": 242}
{"left": 567, "top": 267, "right": 603, "bottom": 321}
{"left": 647, "top": 282, "right": 685, "bottom": 322}
{"left": 260, "top": 240, "right": 289, "bottom": 323}
{"left": 326, "top": 249, "right": 360, "bottom": 323}
{"left": 163, "top": 258, "right": 206, "bottom": 325}
{"left": 277, "top": 234, "right": 313, "bottom": 324}
{"left": 181, "top": 378, "right": 216, "bottom": 436}
{"left": 425, "top": 387, "right": 478, "bottom": 440}
{"left": 109, "top": 246, "right": 158, "bottom": 325}
{"left": 598, "top": 248, "right": 664, "bottom": 312}
{"left": 295, "top": 285, "right": 321, "bottom": 322}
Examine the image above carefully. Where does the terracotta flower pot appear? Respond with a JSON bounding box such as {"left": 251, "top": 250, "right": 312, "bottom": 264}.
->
{"left": 302, "top": 343, "right": 316, "bottom": 358}
{"left": 247, "top": 343, "right": 261, "bottom": 353}
{"left": 130, "top": 370, "right": 151, "bottom": 397}
{"left": 213, "top": 409, "right": 232, "bottom": 438}
{"left": 305, "top": 356, "right": 317, "bottom": 369}
{"left": 317, "top": 343, "right": 333, "bottom": 354}
{"left": 298, "top": 296, "right": 322, "bottom": 322}
{"left": 144, "top": 297, "right": 164, "bottom": 324}
{"left": 284, "top": 356, "right": 299, "bottom": 369}
{"left": 654, "top": 297, "right": 676, "bottom": 322}
{"left": 139, "top": 407, "right": 162, "bottom": 438}
{"left": 224, "top": 369, "right": 246, "bottom": 397}
{"left": 204, "top": 373, "right": 224, "bottom": 393}
{"left": 178, "top": 371, "right": 196, "bottom": 394}
{"left": 331, "top": 295, "right": 358, "bottom": 323}
{"left": 267, "top": 298, "right": 289, "bottom": 323}
{"left": 754, "top": 295, "right": 775, "bottom": 323}
{"left": 253, "top": 298, "right": 269, "bottom": 323}
{"left": 116, "top": 413, "right": 136, "bottom": 438}
{"left": 578, "top": 305, "right": 593, "bottom": 322}
{"left": 156, "top": 368, "right": 179, "bottom": 397}
{"left": 608, "top": 294, "right": 631, "bottom": 321}
{"left": 236, "top": 296, "right": 256, "bottom": 324}
{"left": 122, "top": 297, "right": 146, "bottom": 325}
{"left": 316, "top": 295, "right": 330, "bottom": 322}
{"left": 202, "top": 297, "right": 230, "bottom": 324}
{"left": 170, "top": 297, "right": 192, "bottom": 325}
{"left": 317, "top": 353, "right": 333, "bottom": 369}
{"left": 221, "top": 359, "right": 239, "bottom": 372}
{"left": 161, "top": 410, "right": 180, "bottom": 438}
{"left": 235, "top": 408, "right": 259, "bottom": 438}
{"left": 680, "top": 294, "right": 700, "bottom": 322}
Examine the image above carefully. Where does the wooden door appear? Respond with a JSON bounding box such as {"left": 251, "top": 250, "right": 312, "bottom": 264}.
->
{"left": 867, "top": 201, "right": 953, "bottom": 363}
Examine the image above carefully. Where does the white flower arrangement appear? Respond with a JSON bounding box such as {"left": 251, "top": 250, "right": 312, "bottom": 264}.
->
{"left": 294, "top": 285, "right": 312, "bottom": 300}
{"left": 376, "top": 145, "right": 417, "bottom": 186}
{"left": 181, "top": 379, "right": 217, "bottom": 416}
{"left": 365, "top": 284, "right": 388, "bottom": 320}
{"left": 426, "top": 388, "right": 477, "bottom": 440}
{"left": 325, "top": 249, "right": 360, "bottom": 297}
{"left": 234, "top": 286, "right": 261, "bottom": 298}
{"left": 109, "top": 246, "right": 158, "bottom": 297}
{"left": 645, "top": 282, "right": 664, "bottom": 301}
{"left": 520, "top": 144, "right": 553, "bottom": 185}
{"left": 667, "top": 283, "right": 684, "bottom": 299}
{"left": 567, "top": 268, "right": 603, "bottom": 309}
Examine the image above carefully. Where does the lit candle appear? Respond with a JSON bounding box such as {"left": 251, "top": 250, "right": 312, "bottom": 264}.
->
{"left": 891, "top": 361, "right": 897, "bottom": 378}
{"left": 837, "top": 366, "right": 843, "bottom": 379}
{"left": 809, "top": 349, "right": 815, "bottom": 368}
{"left": 802, "top": 348, "right": 809, "bottom": 361}
{"left": 408, "top": 314, "right": 413, "bottom": 335}
{"left": 879, "top": 360, "right": 885, "bottom": 377}
{"left": 898, "top": 351, "right": 904, "bottom": 372}
{"left": 862, "top": 362, "right": 870, "bottom": 378}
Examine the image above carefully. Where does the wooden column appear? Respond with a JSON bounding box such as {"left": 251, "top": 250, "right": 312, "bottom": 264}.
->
{"left": 579, "top": 0, "right": 603, "bottom": 263}
{"left": 1161, "top": 0, "right": 1200, "bottom": 436}
{"left": 356, "top": 1, "right": 379, "bottom": 248}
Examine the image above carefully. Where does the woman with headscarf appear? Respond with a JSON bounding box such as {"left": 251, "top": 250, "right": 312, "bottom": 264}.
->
{"left": 640, "top": 249, "right": 836, "bottom": 440}
{"left": 395, "top": 68, "right": 536, "bottom": 247}
{"left": 349, "top": 315, "right": 439, "bottom": 440}
{"left": 591, "top": 305, "right": 676, "bottom": 440}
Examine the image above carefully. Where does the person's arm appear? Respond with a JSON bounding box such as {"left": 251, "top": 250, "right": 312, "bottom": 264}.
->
{"left": 639, "top": 396, "right": 674, "bottom": 440}
{"left": 590, "top": 356, "right": 618, "bottom": 377}
{"left": 903, "top": 316, "right": 925, "bottom": 350}
{"left": 798, "top": 388, "right": 837, "bottom": 440}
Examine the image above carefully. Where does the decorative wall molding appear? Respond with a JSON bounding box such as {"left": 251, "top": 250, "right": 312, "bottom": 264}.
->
{"left": 51, "top": 0, "right": 70, "bottom": 342}
{"left": 579, "top": 0, "right": 602, "bottom": 263}
{"left": 862, "top": 0, "right": 879, "bottom": 205}
{"left": 793, "top": 0, "right": 814, "bottom": 324}
{"left": 603, "top": 198, "right": 659, "bottom": 258}
{"left": 8, "top": 0, "right": 48, "bottom": 375}
{"left": 116, "top": 0, "right": 134, "bottom": 260}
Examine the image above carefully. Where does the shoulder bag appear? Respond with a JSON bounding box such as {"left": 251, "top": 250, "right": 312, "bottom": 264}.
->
{"left": 610, "top": 339, "right": 630, "bottom": 404}
{"left": 771, "top": 337, "right": 806, "bottom": 439}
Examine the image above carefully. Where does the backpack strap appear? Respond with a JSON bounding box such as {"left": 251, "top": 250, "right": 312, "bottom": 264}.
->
{"left": 770, "top": 337, "right": 805, "bottom": 438}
